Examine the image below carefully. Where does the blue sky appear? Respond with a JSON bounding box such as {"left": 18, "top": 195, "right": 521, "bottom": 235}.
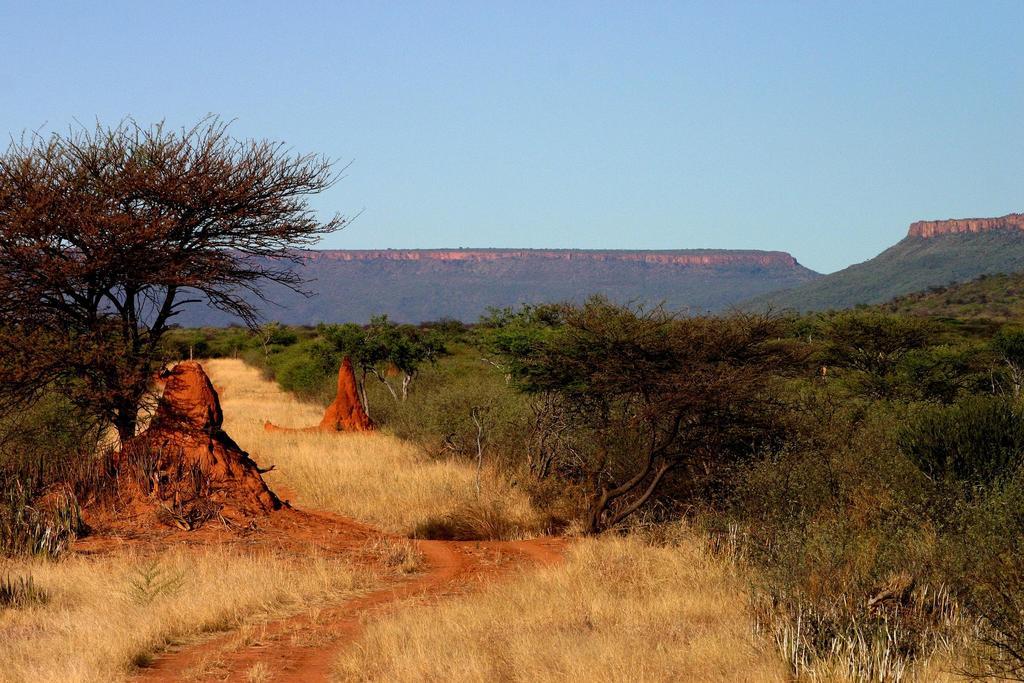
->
{"left": 2, "top": 1, "right": 1021, "bottom": 273}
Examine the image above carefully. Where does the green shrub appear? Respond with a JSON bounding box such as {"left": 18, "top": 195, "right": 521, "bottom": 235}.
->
{"left": 0, "top": 477, "right": 85, "bottom": 558}
{"left": 943, "top": 473, "right": 1024, "bottom": 679}
{"left": 898, "top": 396, "right": 1024, "bottom": 489}
{"left": 725, "top": 396, "right": 959, "bottom": 677}
{"left": 382, "top": 349, "right": 529, "bottom": 465}
{"left": 259, "top": 339, "right": 338, "bottom": 402}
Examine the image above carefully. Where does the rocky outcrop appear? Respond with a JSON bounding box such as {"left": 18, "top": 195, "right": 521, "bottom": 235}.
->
{"left": 908, "top": 213, "right": 1024, "bottom": 239}
{"left": 265, "top": 357, "right": 373, "bottom": 434}
{"left": 121, "top": 361, "right": 281, "bottom": 525}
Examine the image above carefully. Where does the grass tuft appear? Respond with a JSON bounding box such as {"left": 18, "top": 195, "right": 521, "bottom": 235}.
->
{"left": 0, "top": 574, "right": 48, "bottom": 609}
{"left": 412, "top": 498, "right": 524, "bottom": 541}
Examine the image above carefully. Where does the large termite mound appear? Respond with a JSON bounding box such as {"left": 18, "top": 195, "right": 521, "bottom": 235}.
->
{"left": 120, "top": 361, "right": 281, "bottom": 527}
{"left": 264, "top": 356, "right": 373, "bottom": 433}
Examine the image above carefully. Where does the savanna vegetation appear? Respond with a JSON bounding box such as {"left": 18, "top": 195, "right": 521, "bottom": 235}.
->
{"left": 7, "top": 286, "right": 1024, "bottom": 680}
{"left": 3, "top": 118, "right": 1023, "bottom": 682}
{"left": 163, "top": 298, "right": 1024, "bottom": 681}
{"left": 883, "top": 271, "right": 1024, "bottom": 323}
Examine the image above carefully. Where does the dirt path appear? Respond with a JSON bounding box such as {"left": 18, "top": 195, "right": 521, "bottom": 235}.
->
{"left": 132, "top": 509, "right": 564, "bottom": 682}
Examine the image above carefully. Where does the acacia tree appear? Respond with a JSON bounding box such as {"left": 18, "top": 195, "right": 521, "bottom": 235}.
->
{"left": 363, "top": 316, "right": 446, "bottom": 401}
{"left": 495, "top": 298, "right": 800, "bottom": 534}
{"left": 993, "top": 328, "right": 1024, "bottom": 398}
{"left": 817, "top": 311, "right": 934, "bottom": 399}
{"left": 0, "top": 118, "right": 345, "bottom": 442}
{"left": 318, "top": 317, "right": 446, "bottom": 415}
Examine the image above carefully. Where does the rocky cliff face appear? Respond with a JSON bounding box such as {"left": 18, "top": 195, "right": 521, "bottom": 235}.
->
{"left": 908, "top": 213, "right": 1024, "bottom": 238}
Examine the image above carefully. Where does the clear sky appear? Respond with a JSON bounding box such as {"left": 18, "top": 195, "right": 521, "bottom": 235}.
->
{"left": 2, "top": 1, "right": 1021, "bottom": 273}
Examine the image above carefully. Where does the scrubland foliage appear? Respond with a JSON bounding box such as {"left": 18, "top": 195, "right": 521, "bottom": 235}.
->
{"left": 7, "top": 286, "right": 1024, "bottom": 678}
{"left": 191, "top": 299, "right": 1024, "bottom": 679}
{"left": 478, "top": 298, "right": 804, "bottom": 533}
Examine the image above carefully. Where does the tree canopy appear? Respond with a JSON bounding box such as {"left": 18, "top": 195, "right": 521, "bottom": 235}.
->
{"left": 491, "top": 297, "right": 802, "bottom": 533}
{"left": 0, "top": 118, "right": 345, "bottom": 440}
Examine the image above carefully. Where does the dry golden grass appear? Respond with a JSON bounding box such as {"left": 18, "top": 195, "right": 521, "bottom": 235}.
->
{"left": 0, "top": 358, "right": 793, "bottom": 682}
{"left": 202, "top": 358, "right": 543, "bottom": 537}
{"left": 0, "top": 548, "right": 371, "bottom": 683}
{"left": 206, "top": 359, "right": 788, "bottom": 681}
{"left": 334, "top": 531, "right": 787, "bottom": 683}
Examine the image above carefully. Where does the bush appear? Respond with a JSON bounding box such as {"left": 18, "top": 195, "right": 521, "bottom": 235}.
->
{"left": 943, "top": 473, "right": 1024, "bottom": 679}
{"left": 251, "top": 339, "right": 338, "bottom": 403}
{"left": 382, "top": 350, "right": 530, "bottom": 468}
{"left": 0, "top": 395, "right": 97, "bottom": 557}
{"left": 898, "top": 396, "right": 1024, "bottom": 490}
{"left": 725, "top": 394, "right": 962, "bottom": 677}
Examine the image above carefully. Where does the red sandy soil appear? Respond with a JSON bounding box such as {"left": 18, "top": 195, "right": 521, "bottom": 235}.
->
{"left": 83, "top": 493, "right": 564, "bottom": 682}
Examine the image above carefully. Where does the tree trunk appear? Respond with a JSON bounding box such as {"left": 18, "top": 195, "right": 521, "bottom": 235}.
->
{"left": 382, "top": 379, "right": 399, "bottom": 402}
{"left": 1007, "top": 361, "right": 1022, "bottom": 398}
{"left": 471, "top": 407, "right": 484, "bottom": 497}
{"left": 584, "top": 486, "right": 610, "bottom": 535}
{"left": 113, "top": 405, "right": 139, "bottom": 445}
{"left": 358, "top": 371, "right": 371, "bottom": 419}
{"left": 582, "top": 459, "right": 674, "bottom": 534}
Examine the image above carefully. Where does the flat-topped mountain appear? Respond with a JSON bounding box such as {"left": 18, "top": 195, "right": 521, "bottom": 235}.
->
{"left": 747, "top": 213, "right": 1024, "bottom": 312}
{"left": 178, "top": 248, "right": 819, "bottom": 325}
{"left": 305, "top": 248, "right": 803, "bottom": 267}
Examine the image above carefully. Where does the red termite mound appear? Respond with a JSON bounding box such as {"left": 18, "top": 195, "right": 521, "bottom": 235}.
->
{"left": 264, "top": 356, "right": 373, "bottom": 434}
{"left": 319, "top": 357, "right": 374, "bottom": 432}
{"left": 121, "top": 361, "right": 281, "bottom": 526}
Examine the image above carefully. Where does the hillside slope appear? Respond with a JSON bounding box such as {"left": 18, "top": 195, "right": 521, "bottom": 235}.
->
{"left": 178, "top": 248, "right": 819, "bottom": 325}
{"left": 747, "top": 215, "right": 1024, "bottom": 312}
{"left": 881, "top": 271, "right": 1024, "bottom": 322}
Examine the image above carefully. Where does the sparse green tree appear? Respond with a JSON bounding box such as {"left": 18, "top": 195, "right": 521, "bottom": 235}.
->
{"left": 494, "top": 297, "right": 801, "bottom": 533}
{"left": 993, "top": 328, "right": 1024, "bottom": 398}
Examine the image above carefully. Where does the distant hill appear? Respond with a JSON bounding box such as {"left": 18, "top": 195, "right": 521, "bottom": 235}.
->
{"left": 880, "top": 271, "right": 1024, "bottom": 323}
{"left": 746, "top": 214, "right": 1024, "bottom": 312}
{"left": 177, "top": 248, "right": 820, "bottom": 325}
